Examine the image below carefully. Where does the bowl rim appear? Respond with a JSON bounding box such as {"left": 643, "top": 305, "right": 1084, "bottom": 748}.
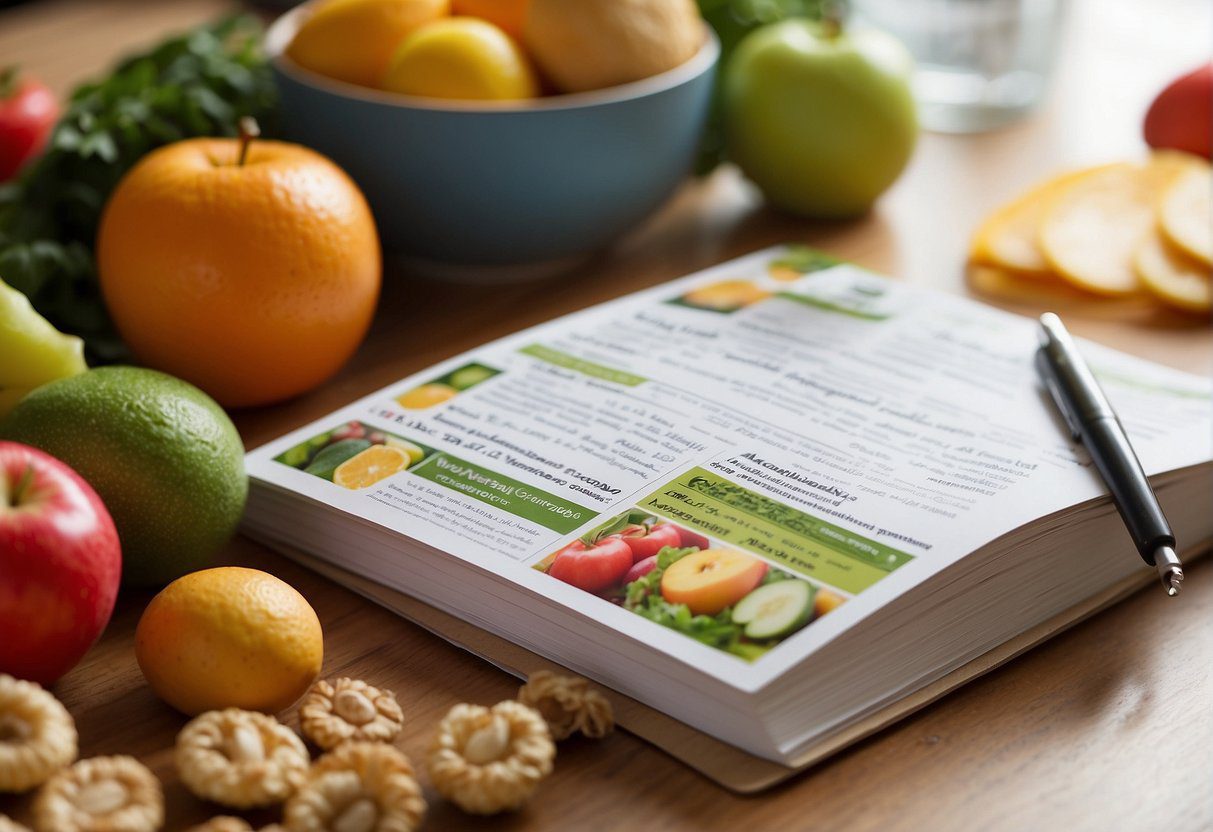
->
{"left": 265, "top": 3, "right": 721, "bottom": 114}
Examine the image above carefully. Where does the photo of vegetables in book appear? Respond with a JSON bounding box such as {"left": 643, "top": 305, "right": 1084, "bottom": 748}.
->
{"left": 534, "top": 509, "right": 845, "bottom": 660}
{"left": 394, "top": 361, "right": 501, "bottom": 410}
{"left": 766, "top": 245, "right": 841, "bottom": 281}
{"left": 274, "top": 421, "right": 435, "bottom": 490}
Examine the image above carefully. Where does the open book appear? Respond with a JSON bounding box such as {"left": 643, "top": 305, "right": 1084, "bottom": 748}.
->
{"left": 244, "top": 246, "right": 1212, "bottom": 765}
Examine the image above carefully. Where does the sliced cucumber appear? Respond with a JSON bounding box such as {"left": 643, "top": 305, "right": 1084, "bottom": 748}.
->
{"left": 732, "top": 580, "right": 814, "bottom": 640}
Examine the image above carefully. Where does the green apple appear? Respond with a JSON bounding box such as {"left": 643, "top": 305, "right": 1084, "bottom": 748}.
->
{"left": 723, "top": 19, "right": 918, "bottom": 219}
{"left": 0, "top": 278, "right": 87, "bottom": 415}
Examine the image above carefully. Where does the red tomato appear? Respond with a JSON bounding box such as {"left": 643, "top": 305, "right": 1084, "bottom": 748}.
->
{"left": 623, "top": 555, "right": 659, "bottom": 585}
{"left": 0, "top": 68, "right": 57, "bottom": 182}
{"left": 548, "top": 536, "right": 633, "bottom": 593}
{"left": 619, "top": 522, "right": 684, "bottom": 563}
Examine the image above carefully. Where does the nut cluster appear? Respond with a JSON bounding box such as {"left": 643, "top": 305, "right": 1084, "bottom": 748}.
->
{"left": 299, "top": 679, "right": 404, "bottom": 751}
{"left": 426, "top": 701, "right": 554, "bottom": 815}
{"left": 176, "top": 709, "right": 310, "bottom": 808}
{"left": 517, "top": 671, "right": 614, "bottom": 741}
{"left": 284, "top": 742, "right": 425, "bottom": 832}
{"left": 33, "top": 755, "right": 163, "bottom": 832}
{"left": 0, "top": 674, "right": 78, "bottom": 794}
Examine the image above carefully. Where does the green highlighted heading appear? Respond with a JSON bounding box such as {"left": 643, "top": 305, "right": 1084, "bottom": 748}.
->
{"left": 520, "top": 344, "right": 646, "bottom": 387}
{"left": 641, "top": 468, "right": 912, "bottom": 594}
{"left": 411, "top": 452, "right": 596, "bottom": 534}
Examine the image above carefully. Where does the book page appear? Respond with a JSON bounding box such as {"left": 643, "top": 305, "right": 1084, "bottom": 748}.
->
{"left": 246, "top": 246, "right": 1212, "bottom": 690}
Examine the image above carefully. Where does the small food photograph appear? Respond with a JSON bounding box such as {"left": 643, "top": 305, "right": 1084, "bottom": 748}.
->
{"left": 394, "top": 361, "right": 500, "bottom": 410}
{"left": 668, "top": 279, "right": 773, "bottom": 313}
{"left": 274, "top": 420, "right": 433, "bottom": 489}
{"left": 534, "top": 509, "right": 844, "bottom": 660}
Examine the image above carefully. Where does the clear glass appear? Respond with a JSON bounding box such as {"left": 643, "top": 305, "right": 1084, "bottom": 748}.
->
{"left": 853, "top": 0, "right": 1066, "bottom": 133}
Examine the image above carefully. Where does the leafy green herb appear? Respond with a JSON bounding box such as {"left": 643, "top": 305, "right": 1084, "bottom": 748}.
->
{"left": 695, "top": 0, "right": 839, "bottom": 173}
{"left": 0, "top": 15, "right": 277, "bottom": 363}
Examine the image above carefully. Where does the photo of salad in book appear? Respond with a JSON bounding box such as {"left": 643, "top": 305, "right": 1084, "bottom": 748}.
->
{"left": 242, "top": 246, "right": 1213, "bottom": 765}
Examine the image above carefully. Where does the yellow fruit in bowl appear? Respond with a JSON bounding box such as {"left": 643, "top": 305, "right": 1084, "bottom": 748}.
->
{"left": 396, "top": 382, "right": 458, "bottom": 409}
{"left": 383, "top": 17, "right": 539, "bottom": 100}
{"left": 286, "top": 0, "right": 449, "bottom": 88}
{"left": 452, "top": 0, "right": 529, "bottom": 38}
{"left": 135, "top": 567, "right": 323, "bottom": 715}
{"left": 523, "top": 0, "right": 704, "bottom": 93}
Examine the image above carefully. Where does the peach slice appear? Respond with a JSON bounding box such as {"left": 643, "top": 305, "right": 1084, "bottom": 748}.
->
{"left": 1039, "top": 153, "right": 1197, "bottom": 296}
{"left": 661, "top": 549, "right": 768, "bottom": 616}
{"left": 1159, "top": 165, "right": 1212, "bottom": 266}
{"left": 970, "top": 164, "right": 1116, "bottom": 277}
{"left": 1134, "top": 233, "right": 1212, "bottom": 314}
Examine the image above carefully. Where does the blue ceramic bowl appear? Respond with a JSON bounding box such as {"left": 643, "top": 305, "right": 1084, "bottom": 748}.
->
{"left": 265, "top": 7, "right": 719, "bottom": 278}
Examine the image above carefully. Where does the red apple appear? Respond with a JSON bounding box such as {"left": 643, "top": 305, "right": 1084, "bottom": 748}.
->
{"left": 548, "top": 534, "right": 633, "bottom": 593}
{"left": 0, "top": 441, "right": 121, "bottom": 685}
{"left": 1144, "top": 62, "right": 1212, "bottom": 159}
{"left": 675, "top": 525, "right": 710, "bottom": 551}
{"left": 0, "top": 67, "right": 57, "bottom": 182}
{"left": 618, "top": 522, "right": 683, "bottom": 563}
{"left": 623, "top": 555, "right": 658, "bottom": 585}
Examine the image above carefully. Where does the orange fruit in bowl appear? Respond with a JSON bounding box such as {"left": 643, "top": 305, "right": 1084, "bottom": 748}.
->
{"left": 97, "top": 133, "right": 380, "bottom": 408}
{"left": 383, "top": 17, "right": 539, "bottom": 100}
{"left": 452, "top": 0, "right": 529, "bottom": 38}
{"left": 286, "top": 0, "right": 450, "bottom": 88}
{"left": 135, "top": 567, "right": 324, "bottom": 715}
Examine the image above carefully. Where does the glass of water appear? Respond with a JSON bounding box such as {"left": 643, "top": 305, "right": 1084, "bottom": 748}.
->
{"left": 852, "top": 0, "right": 1066, "bottom": 133}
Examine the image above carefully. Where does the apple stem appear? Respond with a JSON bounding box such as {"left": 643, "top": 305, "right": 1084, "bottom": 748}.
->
{"left": 9, "top": 463, "right": 35, "bottom": 507}
{"left": 819, "top": 1, "right": 845, "bottom": 40}
{"left": 237, "top": 116, "right": 260, "bottom": 167}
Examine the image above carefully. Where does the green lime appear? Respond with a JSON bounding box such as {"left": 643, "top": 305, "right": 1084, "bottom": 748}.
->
{"left": 0, "top": 366, "right": 247, "bottom": 586}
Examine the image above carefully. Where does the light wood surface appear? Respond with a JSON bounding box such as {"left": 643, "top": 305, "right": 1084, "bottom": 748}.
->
{"left": 2, "top": 0, "right": 1211, "bottom": 829}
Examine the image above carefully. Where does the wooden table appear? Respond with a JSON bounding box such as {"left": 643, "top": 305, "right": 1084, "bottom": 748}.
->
{"left": 2, "top": 0, "right": 1211, "bottom": 829}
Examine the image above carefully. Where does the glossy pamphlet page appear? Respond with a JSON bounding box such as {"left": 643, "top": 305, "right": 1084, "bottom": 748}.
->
{"left": 247, "top": 246, "right": 1212, "bottom": 689}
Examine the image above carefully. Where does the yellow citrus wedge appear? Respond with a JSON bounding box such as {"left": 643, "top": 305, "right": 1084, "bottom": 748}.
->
{"left": 1159, "top": 165, "right": 1212, "bottom": 266}
{"left": 1039, "top": 154, "right": 1198, "bottom": 296}
{"left": 395, "top": 382, "right": 458, "bottom": 409}
{"left": 1134, "top": 233, "right": 1212, "bottom": 314}
{"left": 970, "top": 165, "right": 1116, "bottom": 277}
{"left": 965, "top": 263, "right": 1157, "bottom": 320}
{"left": 333, "top": 445, "right": 409, "bottom": 489}
{"left": 681, "top": 280, "right": 771, "bottom": 310}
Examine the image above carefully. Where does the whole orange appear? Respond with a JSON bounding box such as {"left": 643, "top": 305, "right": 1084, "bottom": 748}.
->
{"left": 452, "top": 0, "right": 530, "bottom": 38}
{"left": 97, "top": 136, "right": 380, "bottom": 408}
{"left": 135, "top": 567, "right": 324, "bottom": 715}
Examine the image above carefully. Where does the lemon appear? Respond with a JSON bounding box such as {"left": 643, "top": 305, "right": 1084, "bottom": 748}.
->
{"left": 287, "top": 0, "right": 449, "bottom": 88}
{"left": 135, "top": 567, "right": 323, "bottom": 715}
{"left": 385, "top": 436, "right": 426, "bottom": 465}
{"left": 523, "top": 0, "right": 704, "bottom": 93}
{"left": 383, "top": 17, "right": 539, "bottom": 100}
{"left": 396, "top": 382, "right": 458, "bottom": 409}
{"left": 334, "top": 445, "right": 410, "bottom": 489}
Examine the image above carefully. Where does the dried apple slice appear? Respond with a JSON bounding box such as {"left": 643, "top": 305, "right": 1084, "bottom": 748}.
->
{"left": 1040, "top": 154, "right": 1196, "bottom": 296}
{"left": 1134, "top": 233, "right": 1212, "bottom": 314}
{"left": 1159, "top": 166, "right": 1212, "bottom": 266}
{"left": 970, "top": 165, "right": 1114, "bottom": 277}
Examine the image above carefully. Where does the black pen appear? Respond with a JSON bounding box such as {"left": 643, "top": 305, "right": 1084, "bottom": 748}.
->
{"left": 1034, "top": 312, "right": 1184, "bottom": 596}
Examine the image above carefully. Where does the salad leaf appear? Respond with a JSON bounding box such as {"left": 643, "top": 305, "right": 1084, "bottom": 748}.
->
{"left": 0, "top": 15, "right": 277, "bottom": 363}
